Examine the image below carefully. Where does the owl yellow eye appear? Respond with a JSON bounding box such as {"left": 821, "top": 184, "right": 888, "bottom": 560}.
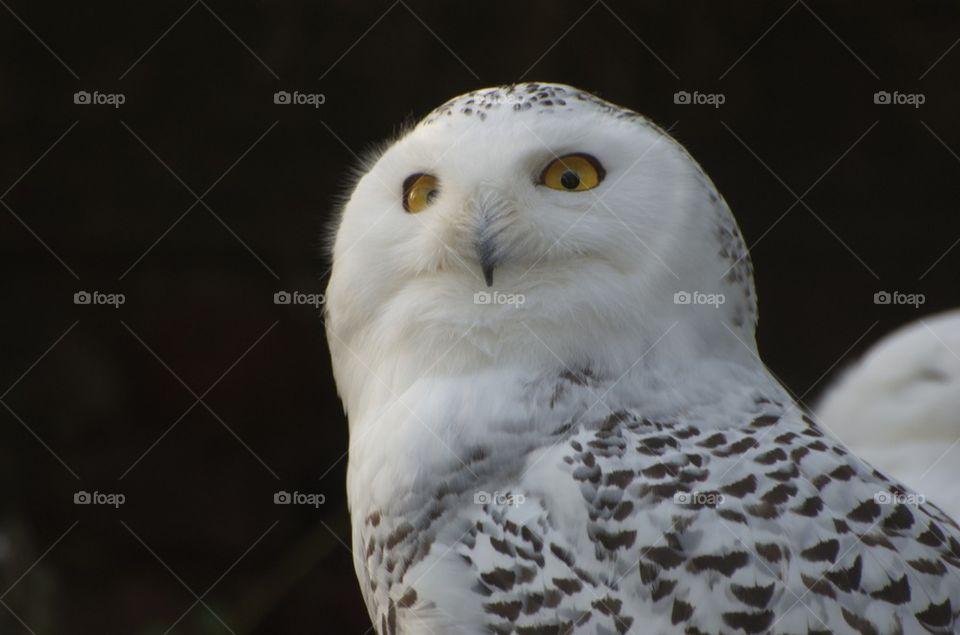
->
{"left": 540, "top": 153, "right": 605, "bottom": 192}
{"left": 402, "top": 173, "right": 440, "bottom": 213}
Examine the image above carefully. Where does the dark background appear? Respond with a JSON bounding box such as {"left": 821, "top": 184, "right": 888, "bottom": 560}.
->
{"left": 1, "top": 1, "right": 958, "bottom": 633}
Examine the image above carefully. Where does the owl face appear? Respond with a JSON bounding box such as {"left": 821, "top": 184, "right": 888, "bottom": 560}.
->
{"left": 326, "top": 84, "right": 757, "bottom": 416}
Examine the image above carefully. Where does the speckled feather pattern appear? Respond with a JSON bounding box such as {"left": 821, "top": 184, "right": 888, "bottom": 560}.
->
{"left": 356, "top": 368, "right": 960, "bottom": 635}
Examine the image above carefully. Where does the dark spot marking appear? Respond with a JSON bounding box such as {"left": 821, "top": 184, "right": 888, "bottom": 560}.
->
{"left": 915, "top": 600, "right": 953, "bottom": 632}
{"left": 801, "top": 573, "right": 836, "bottom": 598}
{"left": 594, "top": 529, "right": 636, "bottom": 550}
{"left": 721, "top": 611, "right": 774, "bottom": 634}
{"left": 689, "top": 551, "right": 749, "bottom": 576}
{"left": 671, "top": 599, "right": 694, "bottom": 624}
{"left": 883, "top": 504, "right": 915, "bottom": 532}
{"left": 761, "top": 483, "right": 797, "bottom": 505}
{"left": 755, "top": 543, "right": 782, "bottom": 562}
{"left": 848, "top": 499, "right": 881, "bottom": 523}
{"left": 750, "top": 414, "right": 779, "bottom": 427}
{"left": 792, "top": 496, "right": 823, "bottom": 517}
{"left": 730, "top": 582, "right": 775, "bottom": 608}
{"left": 842, "top": 608, "right": 880, "bottom": 635}
{"left": 825, "top": 555, "right": 862, "bottom": 592}
{"left": 645, "top": 546, "right": 685, "bottom": 569}
{"left": 801, "top": 539, "right": 839, "bottom": 563}
{"left": 651, "top": 578, "right": 677, "bottom": 601}
{"left": 398, "top": 588, "right": 418, "bottom": 608}
{"left": 484, "top": 600, "right": 522, "bottom": 621}
{"left": 754, "top": 448, "right": 787, "bottom": 465}
{"left": 385, "top": 523, "right": 414, "bottom": 549}
{"left": 909, "top": 558, "right": 947, "bottom": 575}
{"left": 830, "top": 465, "right": 856, "bottom": 481}
{"left": 553, "top": 577, "right": 582, "bottom": 594}
{"left": 870, "top": 574, "right": 910, "bottom": 604}
{"left": 606, "top": 470, "right": 634, "bottom": 488}
{"left": 697, "top": 433, "right": 726, "bottom": 448}
{"left": 481, "top": 568, "right": 516, "bottom": 591}
{"left": 721, "top": 474, "right": 757, "bottom": 498}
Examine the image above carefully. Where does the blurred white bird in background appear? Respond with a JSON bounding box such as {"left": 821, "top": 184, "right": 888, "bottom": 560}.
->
{"left": 818, "top": 310, "right": 960, "bottom": 520}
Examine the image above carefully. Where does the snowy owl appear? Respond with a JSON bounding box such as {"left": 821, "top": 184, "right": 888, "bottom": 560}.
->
{"left": 325, "top": 83, "right": 960, "bottom": 635}
{"left": 818, "top": 310, "right": 960, "bottom": 521}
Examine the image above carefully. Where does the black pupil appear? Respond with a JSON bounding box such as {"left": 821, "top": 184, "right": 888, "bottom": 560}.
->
{"left": 425, "top": 189, "right": 438, "bottom": 203}
{"left": 560, "top": 170, "right": 580, "bottom": 189}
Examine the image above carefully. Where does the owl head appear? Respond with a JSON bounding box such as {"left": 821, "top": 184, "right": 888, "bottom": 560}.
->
{"left": 325, "top": 83, "right": 758, "bottom": 419}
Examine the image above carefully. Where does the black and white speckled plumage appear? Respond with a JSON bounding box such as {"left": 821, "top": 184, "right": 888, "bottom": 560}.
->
{"left": 355, "top": 367, "right": 960, "bottom": 635}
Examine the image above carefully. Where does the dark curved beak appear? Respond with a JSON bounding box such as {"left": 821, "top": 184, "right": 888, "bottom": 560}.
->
{"left": 477, "top": 237, "right": 496, "bottom": 287}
